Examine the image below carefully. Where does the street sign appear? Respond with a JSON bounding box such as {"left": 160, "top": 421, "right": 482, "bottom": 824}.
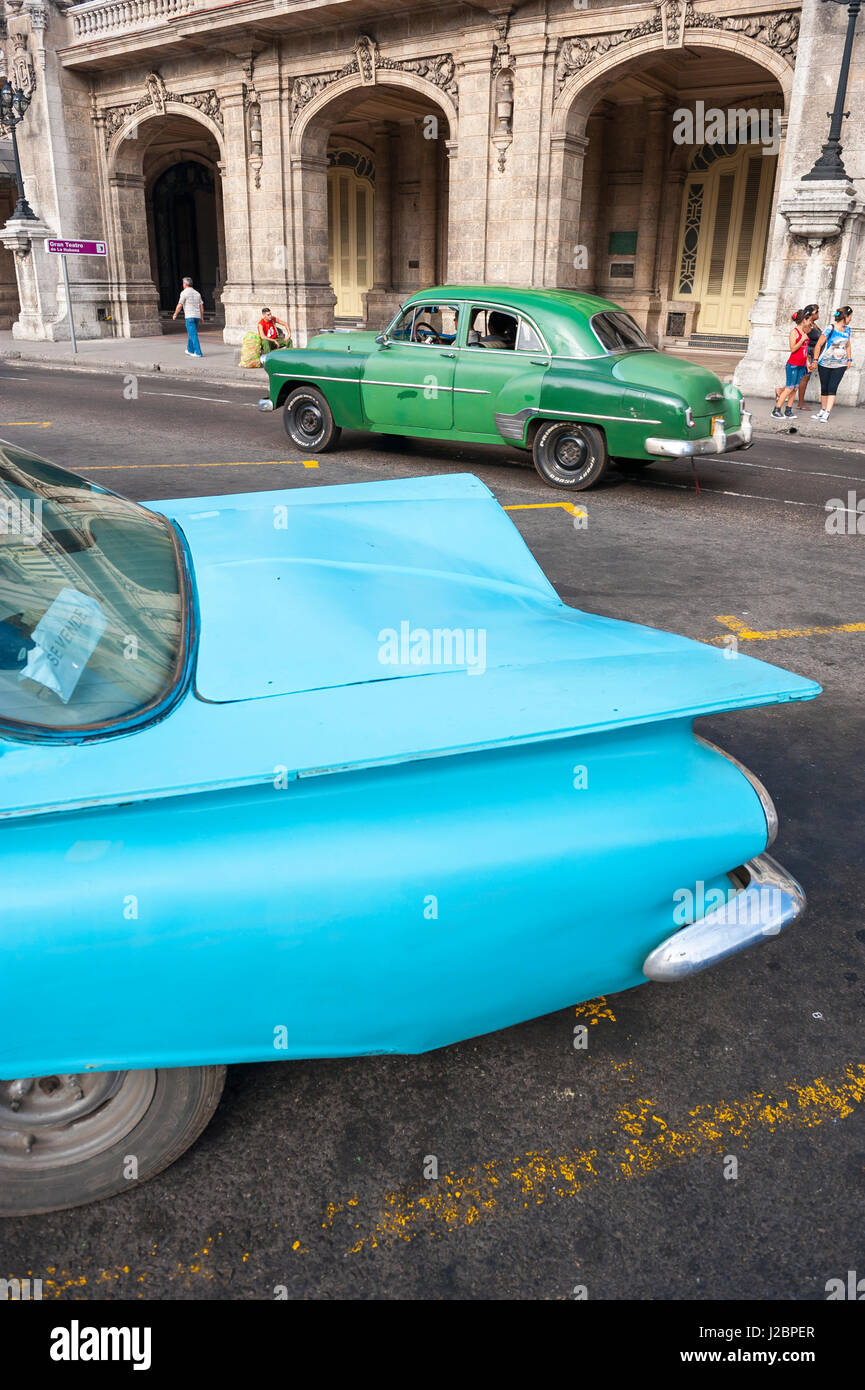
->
{"left": 46, "top": 239, "right": 107, "bottom": 256}
{"left": 45, "top": 240, "right": 108, "bottom": 354}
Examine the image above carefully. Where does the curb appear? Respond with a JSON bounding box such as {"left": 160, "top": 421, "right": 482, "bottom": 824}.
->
{"left": 1, "top": 349, "right": 265, "bottom": 392}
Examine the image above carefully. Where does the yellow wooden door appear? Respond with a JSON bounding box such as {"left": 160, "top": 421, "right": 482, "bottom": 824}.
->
{"left": 327, "top": 168, "right": 374, "bottom": 320}
{"left": 675, "top": 147, "right": 777, "bottom": 338}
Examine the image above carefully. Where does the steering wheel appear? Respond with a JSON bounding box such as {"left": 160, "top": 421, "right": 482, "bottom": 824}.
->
{"left": 413, "top": 321, "right": 440, "bottom": 344}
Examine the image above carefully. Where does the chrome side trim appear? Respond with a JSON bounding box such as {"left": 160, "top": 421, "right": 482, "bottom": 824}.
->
{"left": 643, "top": 853, "right": 805, "bottom": 982}
{"left": 270, "top": 373, "right": 358, "bottom": 385}
{"left": 540, "top": 409, "right": 663, "bottom": 425}
{"left": 695, "top": 736, "right": 778, "bottom": 847}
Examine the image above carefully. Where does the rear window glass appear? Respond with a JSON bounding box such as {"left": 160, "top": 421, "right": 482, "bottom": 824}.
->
{"left": 591, "top": 311, "right": 653, "bottom": 353}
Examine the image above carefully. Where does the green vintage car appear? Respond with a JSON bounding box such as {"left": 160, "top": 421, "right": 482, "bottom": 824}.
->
{"left": 259, "top": 286, "right": 753, "bottom": 490}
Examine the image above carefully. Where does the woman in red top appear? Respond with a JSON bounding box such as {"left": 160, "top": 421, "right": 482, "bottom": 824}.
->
{"left": 772, "top": 308, "right": 813, "bottom": 420}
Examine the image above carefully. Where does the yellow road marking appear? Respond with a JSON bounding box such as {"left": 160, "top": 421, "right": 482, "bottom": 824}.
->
{"left": 712, "top": 615, "right": 865, "bottom": 644}
{"left": 2, "top": 421, "right": 51, "bottom": 427}
{"left": 301, "top": 459, "right": 319, "bottom": 469}
{"left": 324, "top": 1062, "right": 865, "bottom": 1253}
{"left": 505, "top": 501, "right": 587, "bottom": 519}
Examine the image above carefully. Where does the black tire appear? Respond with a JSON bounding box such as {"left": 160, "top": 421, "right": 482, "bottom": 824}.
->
{"left": 283, "top": 386, "right": 342, "bottom": 453}
{"left": 532, "top": 421, "right": 608, "bottom": 490}
{"left": 0, "top": 1066, "right": 226, "bottom": 1216}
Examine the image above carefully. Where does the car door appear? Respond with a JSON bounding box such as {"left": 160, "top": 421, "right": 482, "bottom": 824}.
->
{"left": 361, "top": 302, "right": 458, "bottom": 431}
{"left": 454, "top": 305, "right": 551, "bottom": 438}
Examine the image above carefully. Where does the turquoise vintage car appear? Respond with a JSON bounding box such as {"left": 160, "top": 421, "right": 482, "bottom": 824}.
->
{"left": 259, "top": 285, "right": 753, "bottom": 488}
{"left": 0, "top": 444, "right": 816, "bottom": 1214}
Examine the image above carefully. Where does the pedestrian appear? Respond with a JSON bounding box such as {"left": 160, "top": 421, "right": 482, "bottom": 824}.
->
{"left": 171, "top": 276, "right": 204, "bottom": 358}
{"left": 258, "top": 307, "right": 291, "bottom": 353}
{"left": 810, "top": 306, "right": 854, "bottom": 422}
{"left": 771, "top": 309, "right": 811, "bottom": 420}
{"left": 798, "top": 304, "right": 821, "bottom": 410}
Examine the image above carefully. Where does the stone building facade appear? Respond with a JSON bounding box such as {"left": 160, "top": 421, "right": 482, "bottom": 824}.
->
{"left": 1, "top": 0, "right": 863, "bottom": 402}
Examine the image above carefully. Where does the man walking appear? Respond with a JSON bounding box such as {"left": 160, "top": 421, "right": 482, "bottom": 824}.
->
{"left": 172, "top": 276, "right": 204, "bottom": 357}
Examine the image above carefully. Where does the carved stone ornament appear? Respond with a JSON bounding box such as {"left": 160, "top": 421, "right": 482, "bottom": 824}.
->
{"left": 289, "top": 35, "right": 459, "bottom": 120}
{"left": 659, "top": 0, "right": 687, "bottom": 49}
{"left": 100, "top": 70, "right": 223, "bottom": 147}
{"left": 11, "top": 31, "right": 36, "bottom": 94}
{"left": 555, "top": 3, "right": 800, "bottom": 90}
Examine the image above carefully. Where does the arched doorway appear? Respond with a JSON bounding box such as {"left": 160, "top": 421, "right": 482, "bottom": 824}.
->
{"left": 151, "top": 161, "right": 219, "bottom": 314}
{"left": 290, "top": 73, "right": 455, "bottom": 340}
{"left": 549, "top": 32, "right": 791, "bottom": 346}
{"left": 106, "top": 109, "right": 226, "bottom": 335}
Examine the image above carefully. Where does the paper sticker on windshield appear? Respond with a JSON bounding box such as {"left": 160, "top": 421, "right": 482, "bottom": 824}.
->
{"left": 20, "top": 587, "right": 107, "bottom": 705}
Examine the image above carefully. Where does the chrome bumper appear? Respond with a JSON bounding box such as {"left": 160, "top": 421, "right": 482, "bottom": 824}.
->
{"left": 258, "top": 398, "right": 275, "bottom": 412}
{"left": 645, "top": 410, "right": 753, "bottom": 458}
{"left": 642, "top": 853, "right": 805, "bottom": 982}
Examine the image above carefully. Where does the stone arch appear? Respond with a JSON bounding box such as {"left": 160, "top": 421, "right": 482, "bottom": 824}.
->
{"left": 289, "top": 71, "right": 457, "bottom": 340}
{"left": 289, "top": 70, "right": 458, "bottom": 160}
{"left": 103, "top": 105, "right": 226, "bottom": 336}
{"left": 543, "top": 29, "right": 793, "bottom": 292}
{"left": 107, "top": 102, "right": 225, "bottom": 174}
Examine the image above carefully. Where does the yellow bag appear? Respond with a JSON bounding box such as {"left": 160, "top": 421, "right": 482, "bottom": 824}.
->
{"left": 239, "top": 331, "right": 263, "bottom": 369}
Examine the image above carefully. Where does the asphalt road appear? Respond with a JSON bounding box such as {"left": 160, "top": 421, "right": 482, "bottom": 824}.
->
{"left": 1, "top": 364, "right": 864, "bottom": 1301}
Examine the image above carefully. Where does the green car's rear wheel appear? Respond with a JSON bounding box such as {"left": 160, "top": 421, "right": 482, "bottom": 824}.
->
{"left": 532, "top": 422, "right": 608, "bottom": 490}
{"left": 283, "top": 386, "right": 342, "bottom": 453}
{"left": 0, "top": 1066, "right": 226, "bottom": 1216}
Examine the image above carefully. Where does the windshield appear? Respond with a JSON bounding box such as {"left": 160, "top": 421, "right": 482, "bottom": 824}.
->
{"left": 591, "top": 311, "right": 653, "bottom": 353}
{"left": 0, "top": 446, "right": 187, "bottom": 735}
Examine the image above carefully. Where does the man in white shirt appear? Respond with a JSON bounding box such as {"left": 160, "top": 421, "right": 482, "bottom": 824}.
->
{"left": 172, "top": 276, "right": 204, "bottom": 357}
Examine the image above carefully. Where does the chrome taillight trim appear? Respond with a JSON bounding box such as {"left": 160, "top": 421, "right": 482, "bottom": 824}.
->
{"left": 696, "top": 735, "right": 778, "bottom": 847}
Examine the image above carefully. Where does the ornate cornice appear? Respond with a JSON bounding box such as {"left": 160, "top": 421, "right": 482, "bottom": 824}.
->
{"left": 289, "top": 34, "right": 459, "bottom": 120}
{"left": 99, "top": 70, "right": 223, "bottom": 147}
{"left": 555, "top": 3, "right": 800, "bottom": 91}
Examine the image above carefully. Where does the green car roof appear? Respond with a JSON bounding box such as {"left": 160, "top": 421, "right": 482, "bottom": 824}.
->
{"left": 405, "top": 284, "right": 626, "bottom": 358}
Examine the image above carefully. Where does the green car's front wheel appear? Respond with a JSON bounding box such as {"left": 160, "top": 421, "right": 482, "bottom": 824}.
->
{"left": 532, "top": 421, "right": 608, "bottom": 490}
{"left": 0, "top": 1066, "right": 226, "bottom": 1216}
{"left": 283, "top": 386, "right": 342, "bottom": 453}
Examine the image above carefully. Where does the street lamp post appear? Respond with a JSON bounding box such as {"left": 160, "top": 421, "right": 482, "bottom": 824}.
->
{"left": 0, "top": 78, "right": 36, "bottom": 220}
{"left": 803, "top": 0, "right": 862, "bottom": 181}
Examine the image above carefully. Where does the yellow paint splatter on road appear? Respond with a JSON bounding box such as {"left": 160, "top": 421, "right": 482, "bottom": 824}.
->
{"left": 574, "top": 995, "right": 617, "bottom": 1026}
{"left": 326, "top": 1062, "right": 865, "bottom": 1254}
{"left": 712, "top": 615, "right": 865, "bottom": 644}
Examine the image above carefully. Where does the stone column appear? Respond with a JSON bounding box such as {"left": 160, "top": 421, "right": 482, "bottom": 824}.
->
{"left": 448, "top": 42, "right": 491, "bottom": 283}
{"left": 4, "top": 2, "right": 109, "bottom": 339}
{"left": 734, "top": 0, "right": 865, "bottom": 404}
{"left": 106, "top": 172, "right": 161, "bottom": 337}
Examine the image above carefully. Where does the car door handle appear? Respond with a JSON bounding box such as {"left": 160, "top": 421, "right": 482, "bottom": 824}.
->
{"left": 531, "top": 358, "right": 551, "bottom": 366}
{"left": 440, "top": 351, "right": 457, "bottom": 358}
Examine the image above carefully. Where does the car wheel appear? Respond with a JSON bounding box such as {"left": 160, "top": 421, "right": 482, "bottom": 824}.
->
{"left": 0, "top": 1066, "right": 226, "bottom": 1216}
{"left": 283, "top": 386, "right": 342, "bottom": 452}
{"left": 532, "top": 422, "right": 608, "bottom": 490}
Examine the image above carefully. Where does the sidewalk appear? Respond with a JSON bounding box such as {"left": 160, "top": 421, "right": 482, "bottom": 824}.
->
{"left": 2, "top": 328, "right": 863, "bottom": 445}
{"left": 0, "top": 324, "right": 264, "bottom": 391}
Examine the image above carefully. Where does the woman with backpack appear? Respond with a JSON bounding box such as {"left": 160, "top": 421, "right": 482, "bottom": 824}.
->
{"left": 809, "top": 306, "right": 854, "bottom": 422}
{"left": 771, "top": 308, "right": 812, "bottom": 421}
